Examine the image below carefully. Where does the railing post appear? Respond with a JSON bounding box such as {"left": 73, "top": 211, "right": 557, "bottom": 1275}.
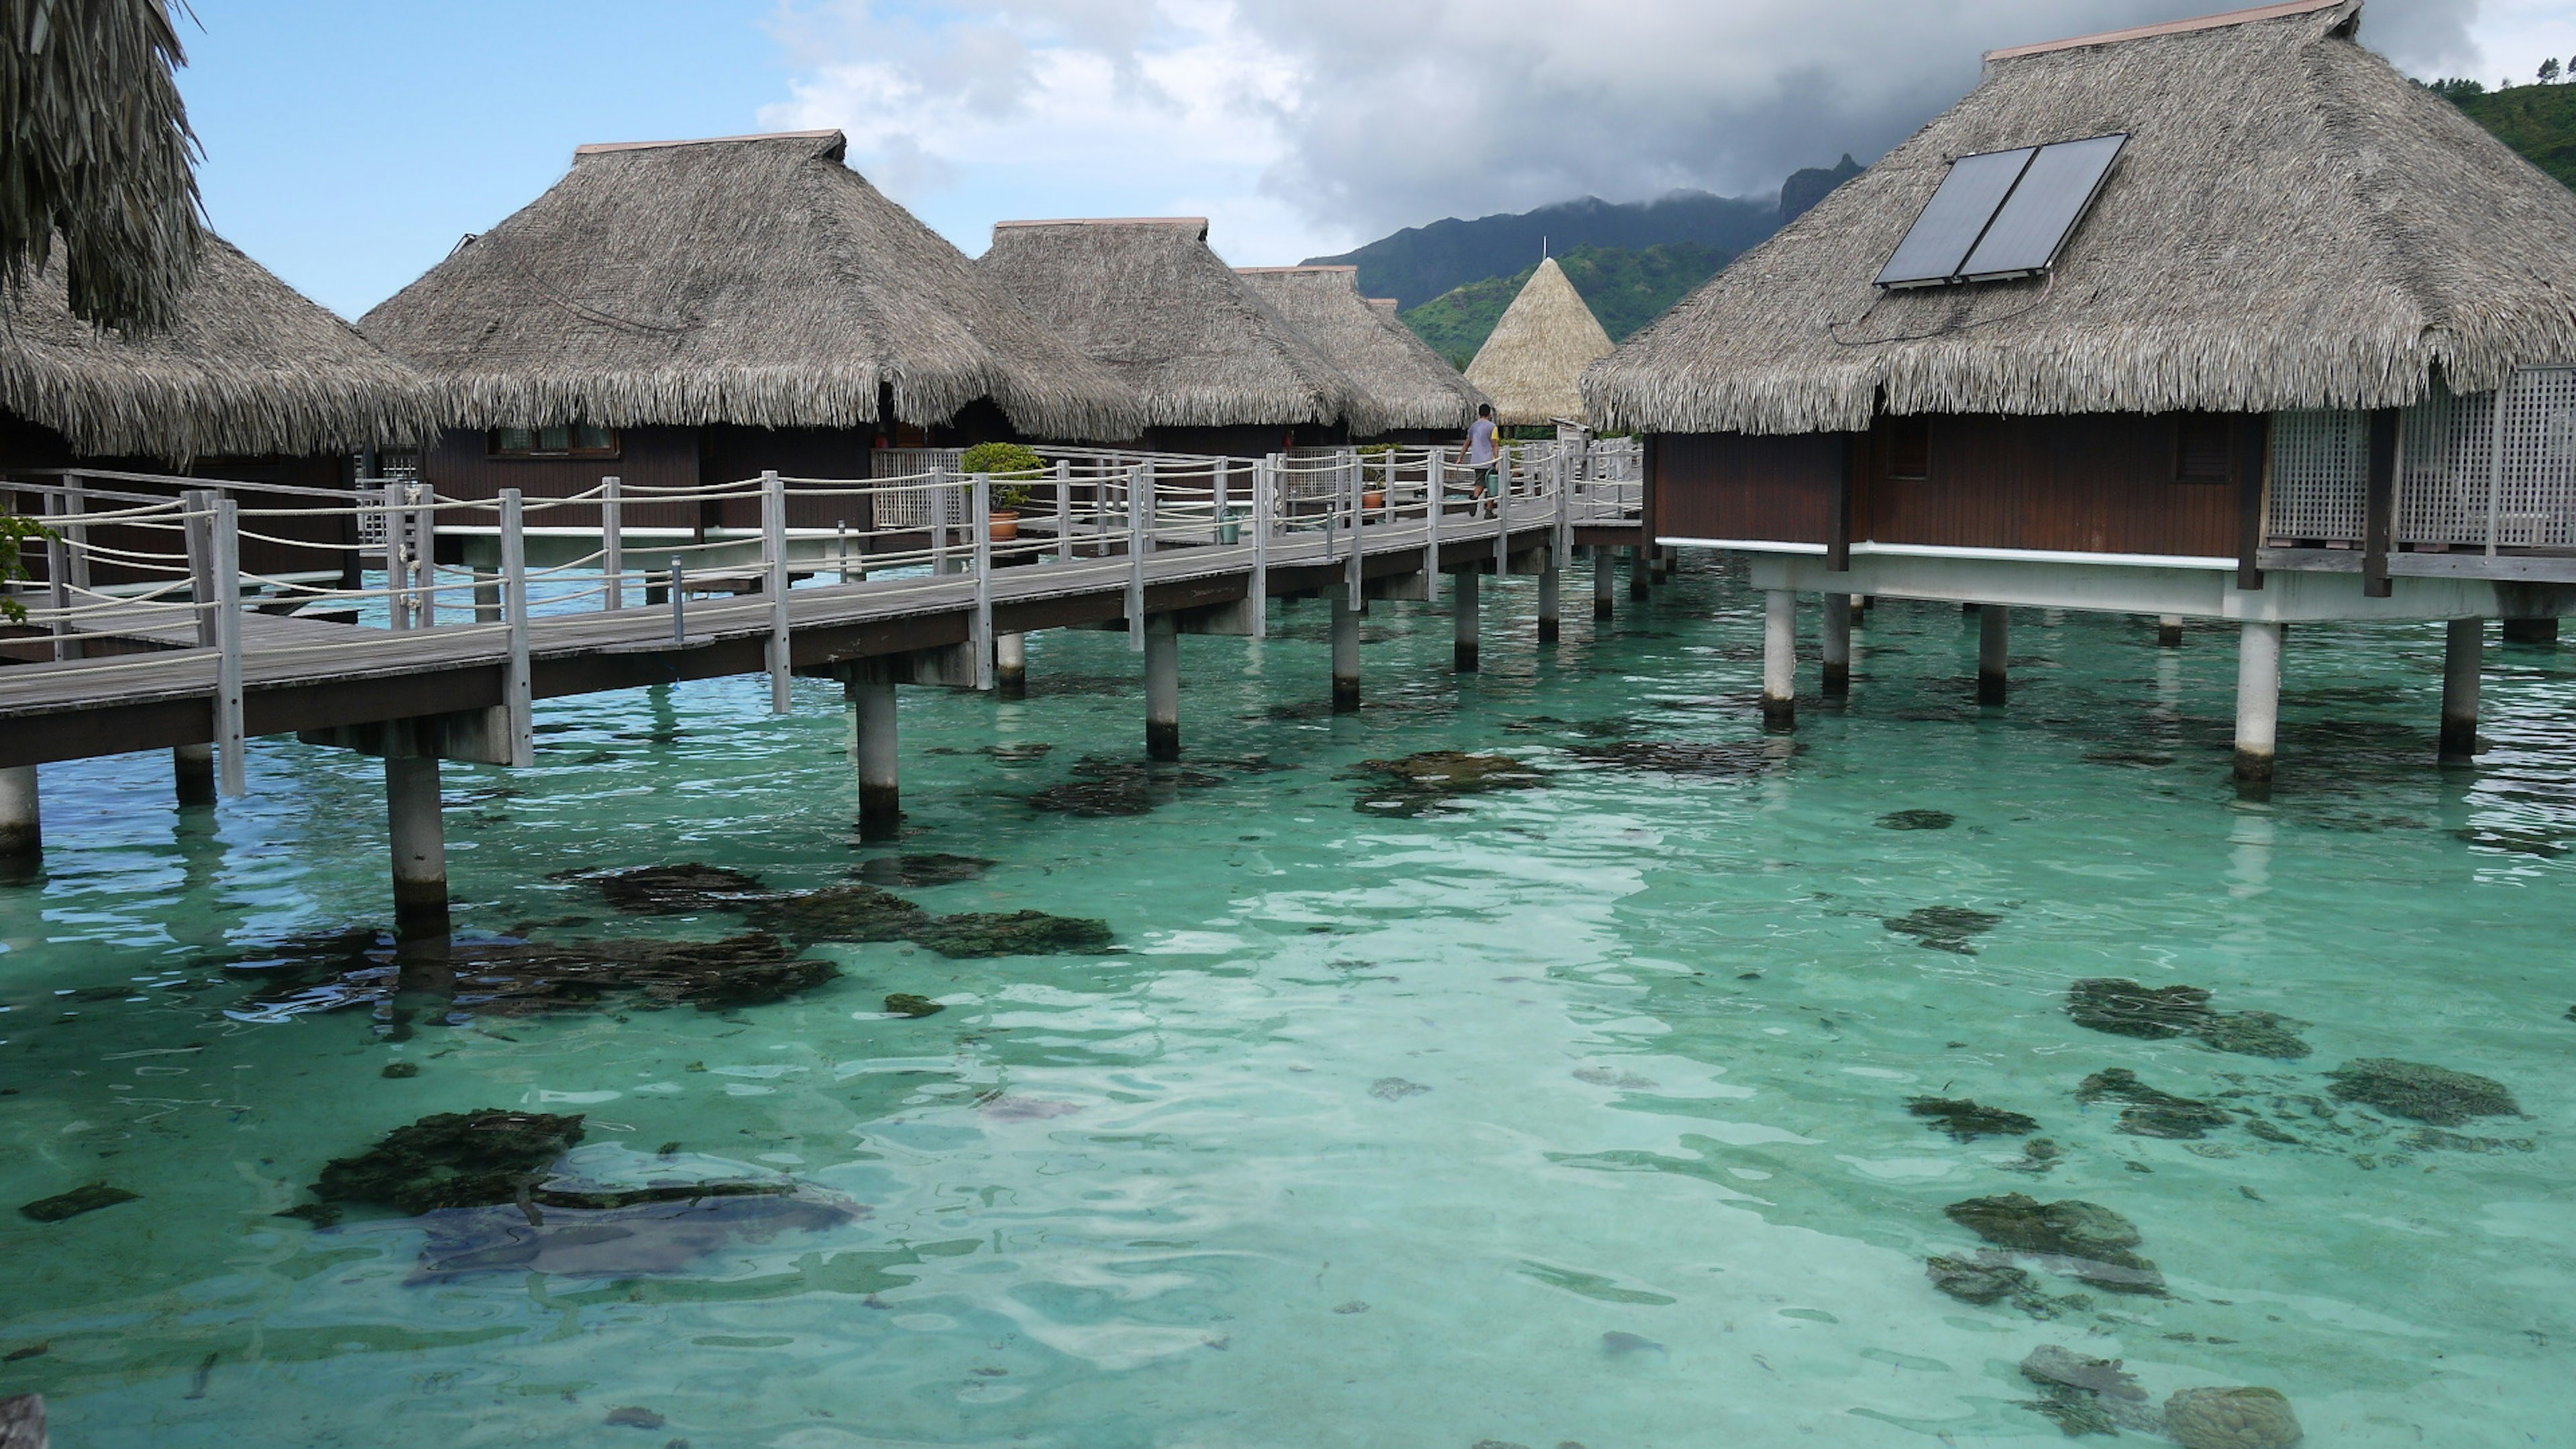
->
{"left": 670, "top": 558, "right": 687, "bottom": 643}
{"left": 1425, "top": 453, "right": 1444, "bottom": 602}
{"left": 1494, "top": 445, "right": 1511, "bottom": 572}
{"left": 213, "top": 496, "right": 247, "bottom": 796}
{"left": 1345, "top": 451, "right": 1362, "bottom": 611}
{"left": 381, "top": 482, "right": 409, "bottom": 631}
{"left": 1126, "top": 463, "right": 1147, "bottom": 653}
{"left": 1250, "top": 456, "right": 1271, "bottom": 639}
{"left": 1214, "top": 461, "right": 1231, "bottom": 545}
{"left": 930, "top": 466, "right": 953, "bottom": 574}
{"left": 42, "top": 484, "right": 74, "bottom": 660}
{"left": 761, "top": 470, "right": 792, "bottom": 713}
{"left": 971, "top": 472, "right": 995, "bottom": 692}
{"left": 499, "top": 488, "right": 535, "bottom": 767}
{"left": 184, "top": 488, "right": 219, "bottom": 647}
{"left": 2485, "top": 372, "right": 2512, "bottom": 556}
{"left": 1553, "top": 448, "right": 1572, "bottom": 573}
{"left": 601, "top": 475, "right": 624, "bottom": 610}
{"left": 61, "top": 471, "right": 90, "bottom": 598}
{"left": 1053, "top": 458, "right": 1073, "bottom": 561}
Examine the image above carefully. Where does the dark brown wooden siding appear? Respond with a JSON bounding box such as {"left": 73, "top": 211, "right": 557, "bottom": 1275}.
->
{"left": 700, "top": 425, "right": 879, "bottom": 531}
{"left": 1651, "top": 431, "right": 1841, "bottom": 544}
{"left": 422, "top": 425, "right": 702, "bottom": 532}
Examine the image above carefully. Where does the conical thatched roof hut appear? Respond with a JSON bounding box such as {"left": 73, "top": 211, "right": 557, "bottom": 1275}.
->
{"left": 1237, "top": 265, "right": 1483, "bottom": 436}
{"left": 1585, "top": 0, "right": 2576, "bottom": 435}
{"left": 3, "top": 233, "right": 431, "bottom": 462}
{"left": 1468, "top": 257, "right": 1615, "bottom": 427}
{"left": 977, "top": 219, "right": 1379, "bottom": 440}
{"left": 362, "top": 131, "right": 1138, "bottom": 441}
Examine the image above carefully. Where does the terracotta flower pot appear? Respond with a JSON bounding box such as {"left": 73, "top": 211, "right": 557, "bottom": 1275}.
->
{"left": 1362, "top": 490, "right": 1386, "bottom": 512}
{"left": 989, "top": 511, "right": 1020, "bottom": 541}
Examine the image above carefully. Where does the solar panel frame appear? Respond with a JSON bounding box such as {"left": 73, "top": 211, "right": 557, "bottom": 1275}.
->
{"left": 1957, "top": 133, "right": 2128, "bottom": 281}
{"left": 1873, "top": 147, "right": 2037, "bottom": 289}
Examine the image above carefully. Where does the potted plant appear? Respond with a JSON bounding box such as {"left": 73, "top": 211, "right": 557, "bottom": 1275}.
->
{"left": 1356, "top": 443, "right": 1391, "bottom": 513}
{"left": 960, "top": 442, "right": 1045, "bottom": 541}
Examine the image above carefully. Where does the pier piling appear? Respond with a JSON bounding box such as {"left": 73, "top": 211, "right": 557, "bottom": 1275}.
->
{"left": 2234, "top": 621, "right": 2284, "bottom": 791}
{"left": 1593, "top": 548, "right": 1615, "bottom": 621}
{"left": 1330, "top": 595, "right": 1361, "bottom": 713}
{"left": 1453, "top": 568, "right": 1481, "bottom": 672}
{"left": 1628, "top": 546, "right": 1650, "bottom": 602}
{"left": 1537, "top": 562, "right": 1561, "bottom": 644}
{"left": 849, "top": 667, "right": 902, "bottom": 838}
{"left": 0, "top": 765, "right": 39, "bottom": 874}
{"left": 1144, "top": 614, "right": 1181, "bottom": 759}
{"left": 2441, "top": 617, "right": 2483, "bottom": 761}
{"left": 1978, "top": 606, "right": 2010, "bottom": 705}
{"left": 472, "top": 572, "right": 502, "bottom": 625}
{"left": 2501, "top": 616, "right": 2559, "bottom": 647}
{"left": 1761, "top": 589, "right": 1796, "bottom": 732}
{"left": 385, "top": 754, "right": 449, "bottom": 939}
{"left": 2157, "top": 614, "right": 2185, "bottom": 647}
{"left": 172, "top": 743, "right": 216, "bottom": 806}
{"left": 996, "top": 633, "right": 1027, "bottom": 700}
{"left": 1821, "top": 593, "right": 1852, "bottom": 698}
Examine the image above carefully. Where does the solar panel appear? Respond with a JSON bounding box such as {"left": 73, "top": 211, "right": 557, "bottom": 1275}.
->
{"left": 1958, "top": 133, "right": 2127, "bottom": 280}
{"left": 1873, "top": 148, "right": 2035, "bottom": 288}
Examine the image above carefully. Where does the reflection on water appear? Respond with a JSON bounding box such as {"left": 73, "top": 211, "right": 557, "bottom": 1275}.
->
{"left": 1, "top": 559, "right": 2571, "bottom": 1448}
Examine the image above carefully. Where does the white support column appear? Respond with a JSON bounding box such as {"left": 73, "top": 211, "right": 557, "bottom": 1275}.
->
{"left": 2441, "top": 617, "right": 2483, "bottom": 761}
{"left": 0, "top": 765, "right": 39, "bottom": 871}
{"left": 2157, "top": 614, "right": 2184, "bottom": 648}
{"left": 1821, "top": 592, "right": 1851, "bottom": 698}
{"left": 1331, "top": 592, "right": 1361, "bottom": 714}
{"left": 1762, "top": 588, "right": 1796, "bottom": 732}
{"left": 996, "top": 631, "right": 1028, "bottom": 699}
{"left": 1978, "top": 605, "right": 2010, "bottom": 706}
{"left": 849, "top": 665, "right": 900, "bottom": 839}
{"left": 498, "top": 490, "right": 535, "bottom": 767}
{"left": 386, "top": 751, "right": 448, "bottom": 940}
{"left": 1453, "top": 566, "right": 1480, "bottom": 673}
{"left": 1144, "top": 613, "right": 1181, "bottom": 761}
{"left": 2235, "top": 620, "right": 2284, "bottom": 790}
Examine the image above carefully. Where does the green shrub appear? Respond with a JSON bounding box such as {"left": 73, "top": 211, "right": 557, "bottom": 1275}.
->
{"left": 1, "top": 515, "right": 54, "bottom": 624}
{"left": 960, "top": 442, "right": 1046, "bottom": 510}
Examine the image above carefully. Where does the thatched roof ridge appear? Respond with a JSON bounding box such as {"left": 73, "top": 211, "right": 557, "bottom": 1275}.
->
{"left": 1238, "top": 265, "right": 1483, "bottom": 433}
{"left": 1585, "top": 0, "right": 2576, "bottom": 434}
{"left": 2, "top": 233, "right": 432, "bottom": 461}
{"left": 361, "top": 131, "right": 1140, "bottom": 441}
{"left": 1468, "top": 256, "right": 1615, "bottom": 426}
{"left": 977, "top": 219, "right": 1380, "bottom": 435}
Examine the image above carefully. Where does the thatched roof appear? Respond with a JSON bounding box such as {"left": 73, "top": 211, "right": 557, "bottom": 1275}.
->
{"left": 1468, "top": 257, "right": 1615, "bottom": 427}
{"left": 0, "top": 0, "right": 204, "bottom": 331}
{"left": 362, "top": 131, "right": 1139, "bottom": 441}
{"left": 2, "top": 233, "right": 432, "bottom": 461}
{"left": 1586, "top": 0, "right": 2576, "bottom": 435}
{"left": 978, "top": 219, "right": 1379, "bottom": 435}
{"left": 1238, "top": 265, "right": 1483, "bottom": 433}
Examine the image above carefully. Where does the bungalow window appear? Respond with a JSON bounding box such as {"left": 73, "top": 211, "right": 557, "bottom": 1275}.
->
{"left": 1884, "top": 416, "right": 1930, "bottom": 480}
{"left": 489, "top": 424, "right": 618, "bottom": 458}
{"left": 2175, "top": 415, "right": 2232, "bottom": 482}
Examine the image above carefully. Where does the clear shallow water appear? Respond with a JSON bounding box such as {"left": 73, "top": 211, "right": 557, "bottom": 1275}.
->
{"left": 2, "top": 558, "right": 2571, "bottom": 1448}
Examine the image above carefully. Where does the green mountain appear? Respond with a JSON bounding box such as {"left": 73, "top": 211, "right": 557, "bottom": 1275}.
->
{"left": 1400, "top": 241, "right": 1735, "bottom": 369}
{"left": 2445, "top": 81, "right": 2576, "bottom": 190}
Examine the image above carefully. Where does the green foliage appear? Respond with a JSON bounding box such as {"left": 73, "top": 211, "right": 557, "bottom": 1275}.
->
{"left": 1303, "top": 191, "right": 1785, "bottom": 310}
{"left": 2443, "top": 80, "right": 2576, "bottom": 191}
{"left": 1, "top": 515, "right": 55, "bottom": 625}
{"left": 1399, "top": 241, "right": 1735, "bottom": 368}
{"left": 2426, "top": 76, "right": 2487, "bottom": 102}
{"left": 960, "top": 441, "right": 1045, "bottom": 510}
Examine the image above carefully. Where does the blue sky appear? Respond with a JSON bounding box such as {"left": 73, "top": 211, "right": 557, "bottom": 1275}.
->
{"left": 180, "top": 1, "right": 2561, "bottom": 321}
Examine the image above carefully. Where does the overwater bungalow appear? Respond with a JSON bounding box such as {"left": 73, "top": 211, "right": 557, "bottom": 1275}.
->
{"left": 360, "top": 130, "right": 1140, "bottom": 537}
{"left": 1235, "top": 264, "right": 1485, "bottom": 443}
{"left": 1585, "top": 0, "right": 2576, "bottom": 786}
{"left": 1469, "top": 256, "right": 1615, "bottom": 430}
{"left": 977, "top": 218, "right": 1379, "bottom": 455}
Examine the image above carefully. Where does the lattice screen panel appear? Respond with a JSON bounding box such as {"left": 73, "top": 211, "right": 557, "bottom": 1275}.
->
{"left": 2491, "top": 367, "right": 2576, "bottom": 549}
{"left": 2396, "top": 384, "right": 2493, "bottom": 547}
{"left": 2266, "top": 410, "right": 2368, "bottom": 543}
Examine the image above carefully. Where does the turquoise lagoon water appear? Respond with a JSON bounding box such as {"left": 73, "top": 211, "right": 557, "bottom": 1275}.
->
{"left": 1, "top": 558, "right": 2570, "bottom": 1448}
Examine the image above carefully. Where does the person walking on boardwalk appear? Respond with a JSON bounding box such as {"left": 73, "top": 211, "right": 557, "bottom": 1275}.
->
{"left": 1458, "top": 402, "right": 1501, "bottom": 515}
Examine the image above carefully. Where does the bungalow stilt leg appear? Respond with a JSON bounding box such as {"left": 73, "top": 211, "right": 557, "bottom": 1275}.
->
{"left": 1537, "top": 562, "right": 1560, "bottom": 644}
{"left": 1593, "top": 548, "right": 1615, "bottom": 621}
{"left": 2440, "top": 617, "right": 2483, "bottom": 761}
{"left": 385, "top": 754, "right": 449, "bottom": 941}
{"left": 472, "top": 571, "right": 502, "bottom": 625}
{"left": 1330, "top": 594, "right": 1361, "bottom": 713}
{"left": 1821, "top": 593, "right": 1851, "bottom": 698}
{"left": 2157, "top": 614, "right": 2185, "bottom": 648}
{"left": 2501, "top": 616, "right": 2558, "bottom": 647}
{"left": 1144, "top": 614, "right": 1181, "bottom": 760}
{"left": 1627, "top": 546, "right": 1650, "bottom": 601}
{"left": 172, "top": 743, "right": 216, "bottom": 807}
{"left": 1762, "top": 589, "right": 1797, "bottom": 733}
{"left": 0, "top": 765, "right": 40, "bottom": 876}
{"left": 849, "top": 669, "right": 901, "bottom": 839}
{"left": 2235, "top": 621, "right": 2284, "bottom": 792}
{"left": 1978, "top": 606, "right": 2010, "bottom": 705}
{"left": 996, "top": 632, "right": 1027, "bottom": 700}
{"left": 1453, "top": 568, "right": 1481, "bottom": 672}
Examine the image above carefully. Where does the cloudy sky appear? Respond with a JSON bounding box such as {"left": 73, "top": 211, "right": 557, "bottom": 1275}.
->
{"left": 184, "top": 0, "right": 2563, "bottom": 318}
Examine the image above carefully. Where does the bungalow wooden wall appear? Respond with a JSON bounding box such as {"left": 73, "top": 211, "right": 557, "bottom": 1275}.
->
{"left": 1652, "top": 432, "right": 1843, "bottom": 543}
{"left": 699, "top": 425, "right": 877, "bottom": 532}
{"left": 422, "top": 425, "right": 701, "bottom": 532}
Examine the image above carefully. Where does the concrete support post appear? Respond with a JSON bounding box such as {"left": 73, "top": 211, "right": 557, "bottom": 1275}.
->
{"left": 2440, "top": 617, "right": 2483, "bottom": 761}
{"left": 0, "top": 765, "right": 39, "bottom": 871}
{"left": 472, "top": 571, "right": 502, "bottom": 625}
{"left": 1978, "top": 606, "right": 2010, "bottom": 706}
{"left": 996, "top": 632, "right": 1027, "bottom": 700}
{"left": 1762, "top": 588, "right": 1797, "bottom": 733}
{"left": 1144, "top": 614, "right": 1181, "bottom": 760}
{"left": 849, "top": 671, "right": 901, "bottom": 839}
{"left": 2235, "top": 621, "right": 2284, "bottom": 790}
{"left": 2502, "top": 616, "right": 2559, "bottom": 647}
{"left": 1593, "top": 547, "right": 1615, "bottom": 621}
{"left": 172, "top": 743, "right": 216, "bottom": 807}
{"left": 1453, "top": 567, "right": 1481, "bottom": 672}
{"left": 1628, "top": 545, "right": 1651, "bottom": 601}
{"left": 1330, "top": 594, "right": 1362, "bottom": 714}
{"left": 1821, "top": 593, "right": 1852, "bottom": 698}
{"left": 1651, "top": 545, "right": 1672, "bottom": 582}
{"left": 1537, "top": 562, "right": 1561, "bottom": 643}
{"left": 2157, "top": 614, "right": 2185, "bottom": 648}
{"left": 385, "top": 754, "right": 449, "bottom": 940}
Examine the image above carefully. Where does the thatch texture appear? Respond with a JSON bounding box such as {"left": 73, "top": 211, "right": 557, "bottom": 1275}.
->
{"left": 1238, "top": 265, "right": 1483, "bottom": 433}
{"left": 0, "top": 0, "right": 203, "bottom": 330}
{"left": 2, "top": 233, "right": 432, "bottom": 461}
{"left": 1468, "top": 257, "right": 1615, "bottom": 427}
{"left": 362, "top": 131, "right": 1139, "bottom": 441}
{"left": 979, "top": 219, "right": 1379, "bottom": 435}
{"left": 1586, "top": 0, "right": 2576, "bottom": 435}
